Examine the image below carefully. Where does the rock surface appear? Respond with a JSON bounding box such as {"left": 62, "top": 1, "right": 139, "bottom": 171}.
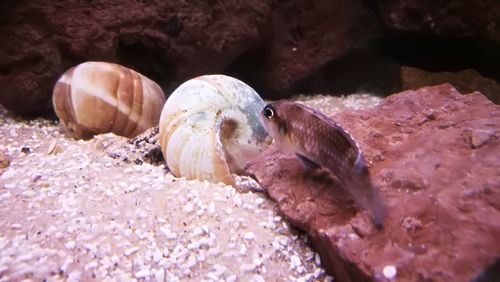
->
{"left": 1, "top": 0, "right": 499, "bottom": 116}
{"left": 401, "top": 66, "right": 500, "bottom": 104}
{"left": 0, "top": 0, "right": 273, "bottom": 115}
{"left": 263, "top": 0, "right": 381, "bottom": 94}
{"left": 378, "top": 0, "right": 500, "bottom": 41}
{"left": 0, "top": 0, "right": 381, "bottom": 115}
{"left": 247, "top": 84, "right": 500, "bottom": 281}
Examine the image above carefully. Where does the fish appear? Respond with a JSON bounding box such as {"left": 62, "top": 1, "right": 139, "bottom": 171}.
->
{"left": 259, "top": 100, "right": 384, "bottom": 229}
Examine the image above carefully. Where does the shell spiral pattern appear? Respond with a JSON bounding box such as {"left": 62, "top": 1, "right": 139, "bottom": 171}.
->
{"left": 159, "top": 75, "right": 270, "bottom": 185}
{"left": 52, "top": 61, "right": 166, "bottom": 139}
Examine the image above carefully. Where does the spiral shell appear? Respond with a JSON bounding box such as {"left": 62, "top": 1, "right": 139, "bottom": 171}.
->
{"left": 159, "top": 75, "right": 271, "bottom": 185}
{"left": 52, "top": 61, "right": 166, "bottom": 139}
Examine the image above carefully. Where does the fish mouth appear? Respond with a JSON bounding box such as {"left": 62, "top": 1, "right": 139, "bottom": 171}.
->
{"left": 258, "top": 113, "right": 274, "bottom": 145}
{"left": 258, "top": 111, "right": 270, "bottom": 131}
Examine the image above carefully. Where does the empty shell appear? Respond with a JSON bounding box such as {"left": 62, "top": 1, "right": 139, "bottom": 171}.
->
{"left": 158, "top": 75, "right": 271, "bottom": 185}
{"left": 52, "top": 61, "right": 166, "bottom": 139}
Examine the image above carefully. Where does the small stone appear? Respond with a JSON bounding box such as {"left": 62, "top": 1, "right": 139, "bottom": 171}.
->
{"left": 313, "top": 268, "right": 324, "bottom": 278}
{"left": 65, "top": 241, "right": 76, "bottom": 250}
{"left": 383, "top": 265, "right": 397, "bottom": 279}
{"left": 290, "top": 255, "right": 302, "bottom": 269}
{"left": 240, "top": 263, "right": 257, "bottom": 272}
{"left": 183, "top": 203, "right": 194, "bottom": 213}
{"left": 0, "top": 169, "right": 15, "bottom": 179}
{"left": 401, "top": 216, "right": 423, "bottom": 232}
{"left": 124, "top": 246, "right": 140, "bottom": 256}
{"left": 315, "top": 253, "right": 322, "bottom": 266}
{"left": 251, "top": 274, "right": 265, "bottom": 282}
{"left": 208, "top": 202, "right": 216, "bottom": 213}
{"left": 135, "top": 268, "right": 151, "bottom": 278}
{"left": 192, "top": 227, "right": 203, "bottom": 236}
{"left": 160, "top": 226, "right": 177, "bottom": 240}
{"left": 243, "top": 232, "right": 256, "bottom": 240}
{"left": 154, "top": 268, "right": 165, "bottom": 282}
{"left": 240, "top": 244, "right": 247, "bottom": 255}
{"left": 0, "top": 151, "right": 10, "bottom": 169}
{"left": 67, "top": 270, "right": 82, "bottom": 282}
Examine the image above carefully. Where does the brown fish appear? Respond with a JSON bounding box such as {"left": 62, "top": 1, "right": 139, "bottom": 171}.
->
{"left": 259, "top": 100, "right": 384, "bottom": 228}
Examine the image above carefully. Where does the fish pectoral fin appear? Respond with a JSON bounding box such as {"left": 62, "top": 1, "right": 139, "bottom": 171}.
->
{"left": 295, "top": 154, "right": 321, "bottom": 169}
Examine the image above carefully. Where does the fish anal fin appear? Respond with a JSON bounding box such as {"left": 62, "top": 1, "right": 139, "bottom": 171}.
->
{"left": 295, "top": 154, "right": 321, "bottom": 169}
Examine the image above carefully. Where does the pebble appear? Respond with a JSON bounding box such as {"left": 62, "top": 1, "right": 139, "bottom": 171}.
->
{"left": 65, "top": 241, "right": 76, "bottom": 250}
{"left": 290, "top": 255, "right": 302, "bottom": 269}
{"left": 383, "top": 265, "right": 397, "bottom": 279}
{"left": 124, "top": 247, "right": 140, "bottom": 256}
{"left": 182, "top": 203, "right": 194, "bottom": 213}
{"left": 135, "top": 268, "right": 151, "bottom": 278}
{"left": 154, "top": 268, "right": 165, "bottom": 282}
{"left": 315, "top": 253, "right": 322, "bottom": 266}
{"left": 243, "top": 232, "right": 256, "bottom": 240}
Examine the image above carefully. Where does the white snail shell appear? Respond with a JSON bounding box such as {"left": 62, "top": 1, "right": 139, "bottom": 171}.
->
{"left": 159, "top": 75, "right": 271, "bottom": 185}
{"left": 52, "top": 61, "right": 166, "bottom": 139}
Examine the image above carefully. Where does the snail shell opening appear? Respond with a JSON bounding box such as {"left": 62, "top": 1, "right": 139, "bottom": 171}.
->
{"left": 158, "top": 75, "right": 271, "bottom": 185}
{"left": 52, "top": 61, "right": 166, "bottom": 139}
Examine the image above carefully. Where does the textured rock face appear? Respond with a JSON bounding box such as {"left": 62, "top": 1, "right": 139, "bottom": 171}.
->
{"left": 263, "top": 0, "right": 382, "bottom": 94}
{"left": 0, "top": 0, "right": 381, "bottom": 115}
{"left": 378, "top": 0, "right": 500, "bottom": 41}
{"left": 0, "top": 0, "right": 272, "bottom": 115}
{"left": 1, "top": 0, "right": 499, "bottom": 116}
{"left": 247, "top": 84, "right": 500, "bottom": 281}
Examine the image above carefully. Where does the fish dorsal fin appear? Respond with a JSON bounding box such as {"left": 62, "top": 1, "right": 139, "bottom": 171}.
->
{"left": 295, "top": 154, "right": 321, "bottom": 169}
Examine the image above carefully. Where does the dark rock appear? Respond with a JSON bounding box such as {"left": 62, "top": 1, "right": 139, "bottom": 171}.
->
{"left": 0, "top": 0, "right": 273, "bottom": 115}
{"left": 2, "top": 0, "right": 500, "bottom": 116}
{"left": 473, "top": 257, "right": 500, "bottom": 282}
{"left": 0, "top": 0, "right": 384, "bottom": 115}
{"left": 0, "top": 151, "right": 10, "bottom": 170}
{"left": 377, "top": 0, "right": 500, "bottom": 42}
{"left": 247, "top": 84, "right": 500, "bottom": 281}
{"left": 401, "top": 66, "right": 500, "bottom": 104}
{"left": 262, "top": 0, "right": 383, "bottom": 95}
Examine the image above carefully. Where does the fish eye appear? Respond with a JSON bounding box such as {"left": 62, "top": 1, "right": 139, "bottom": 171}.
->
{"left": 263, "top": 106, "right": 275, "bottom": 119}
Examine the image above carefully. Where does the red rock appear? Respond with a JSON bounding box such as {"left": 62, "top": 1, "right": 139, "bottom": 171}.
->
{"left": 0, "top": 0, "right": 381, "bottom": 115}
{"left": 246, "top": 84, "right": 500, "bottom": 281}
{"left": 0, "top": 1, "right": 272, "bottom": 115}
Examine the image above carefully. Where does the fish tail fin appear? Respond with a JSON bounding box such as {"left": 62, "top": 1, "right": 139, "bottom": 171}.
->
{"left": 370, "top": 186, "right": 385, "bottom": 230}
{"left": 350, "top": 162, "right": 385, "bottom": 229}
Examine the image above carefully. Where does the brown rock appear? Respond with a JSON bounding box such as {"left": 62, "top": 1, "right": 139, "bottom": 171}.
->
{"left": 0, "top": 0, "right": 383, "bottom": 115}
{"left": 264, "top": 0, "right": 382, "bottom": 94}
{"left": 0, "top": 151, "right": 10, "bottom": 170}
{"left": 0, "top": 1, "right": 272, "bottom": 115}
{"left": 247, "top": 84, "right": 500, "bottom": 281}
{"left": 378, "top": 0, "right": 500, "bottom": 42}
{"left": 401, "top": 66, "right": 500, "bottom": 104}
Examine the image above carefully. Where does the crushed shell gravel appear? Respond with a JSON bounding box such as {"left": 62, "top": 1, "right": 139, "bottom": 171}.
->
{"left": 0, "top": 94, "right": 381, "bottom": 281}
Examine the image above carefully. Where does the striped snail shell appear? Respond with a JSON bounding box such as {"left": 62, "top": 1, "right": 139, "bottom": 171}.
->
{"left": 158, "top": 75, "right": 271, "bottom": 186}
{"left": 52, "top": 61, "right": 166, "bottom": 139}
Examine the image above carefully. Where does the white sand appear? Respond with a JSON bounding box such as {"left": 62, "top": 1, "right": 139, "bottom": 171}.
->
{"left": 0, "top": 94, "right": 380, "bottom": 281}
